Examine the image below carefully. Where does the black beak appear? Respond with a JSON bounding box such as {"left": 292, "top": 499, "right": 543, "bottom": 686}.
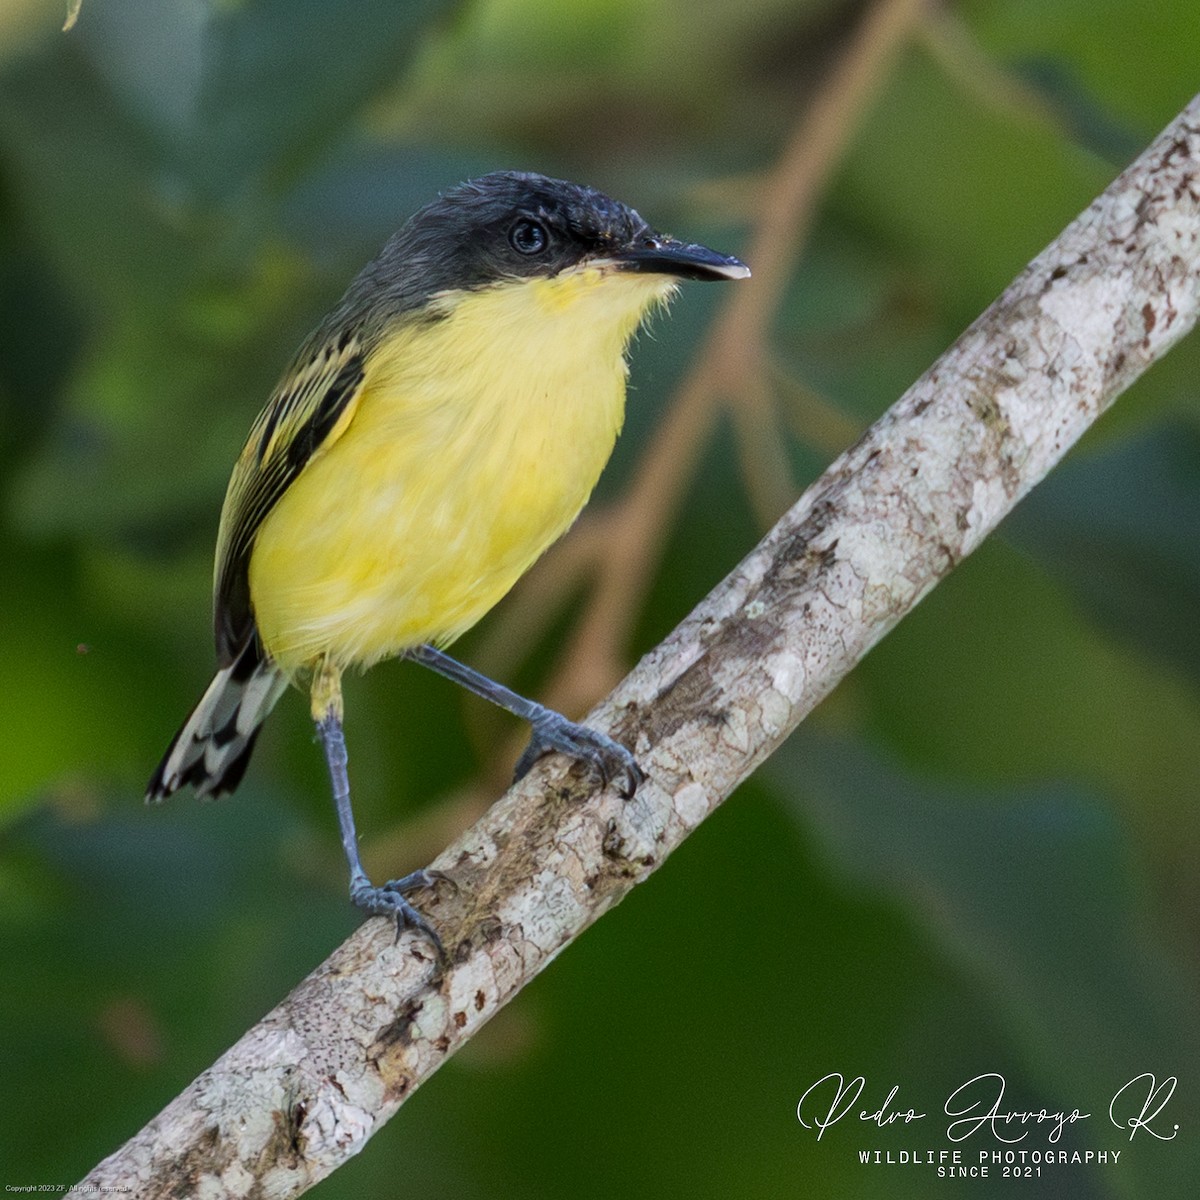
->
{"left": 609, "top": 237, "right": 750, "bottom": 282}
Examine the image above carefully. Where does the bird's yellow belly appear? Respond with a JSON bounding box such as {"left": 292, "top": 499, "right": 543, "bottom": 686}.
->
{"left": 246, "top": 272, "right": 660, "bottom": 676}
{"left": 250, "top": 399, "right": 611, "bottom": 672}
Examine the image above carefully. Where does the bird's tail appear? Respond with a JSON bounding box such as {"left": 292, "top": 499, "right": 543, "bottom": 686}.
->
{"left": 146, "top": 638, "right": 288, "bottom": 801}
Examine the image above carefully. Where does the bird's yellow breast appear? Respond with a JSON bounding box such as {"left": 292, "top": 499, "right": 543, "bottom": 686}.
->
{"left": 248, "top": 266, "right": 675, "bottom": 675}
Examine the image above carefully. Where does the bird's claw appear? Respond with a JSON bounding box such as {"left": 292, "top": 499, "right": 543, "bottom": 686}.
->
{"left": 351, "top": 874, "right": 447, "bottom": 962}
{"left": 514, "top": 712, "right": 644, "bottom": 798}
{"left": 382, "top": 867, "right": 458, "bottom": 896}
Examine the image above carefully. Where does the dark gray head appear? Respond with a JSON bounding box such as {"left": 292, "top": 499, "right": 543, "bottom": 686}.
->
{"left": 333, "top": 171, "right": 748, "bottom": 329}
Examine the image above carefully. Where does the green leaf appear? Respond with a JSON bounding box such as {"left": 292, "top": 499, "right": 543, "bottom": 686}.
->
{"left": 966, "top": 0, "right": 1200, "bottom": 132}
{"left": 833, "top": 47, "right": 1113, "bottom": 318}
{"left": 194, "top": 0, "right": 456, "bottom": 199}
{"left": 0, "top": 43, "right": 199, "bottom": 311}
{"left": 1004, "top": 421, "right": 1200, "bottom": 690}
{"left": 858, "top": 540, "right": 1200, "bottom": 858}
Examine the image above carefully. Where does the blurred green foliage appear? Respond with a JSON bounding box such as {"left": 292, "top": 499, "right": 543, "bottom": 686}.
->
{"left": 2, "top": 1, "right": 1198, "bottom": 1196}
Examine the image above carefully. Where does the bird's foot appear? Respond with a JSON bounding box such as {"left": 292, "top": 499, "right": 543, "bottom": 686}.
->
{"left": 351, "top": 869, "right": 452, "bottom": 961}
{"left": 514, "top": 711, "right": 644, "bottom": 797}
{"left": 382, "top": 867, "right": 457, "bottom": 896}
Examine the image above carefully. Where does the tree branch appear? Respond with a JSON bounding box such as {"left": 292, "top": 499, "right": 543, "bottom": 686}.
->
{"left": 80, "top": 95, "right": 1200, "bottom": 1195}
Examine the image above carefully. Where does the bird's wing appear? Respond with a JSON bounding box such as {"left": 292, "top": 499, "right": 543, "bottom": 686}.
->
{"left": 213, "top": 332, "right": 367, "bottom": 663}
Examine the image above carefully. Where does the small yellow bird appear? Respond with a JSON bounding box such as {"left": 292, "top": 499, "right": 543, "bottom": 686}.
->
{"left": 147, "top": 172, "right": 748, "bottom": 948}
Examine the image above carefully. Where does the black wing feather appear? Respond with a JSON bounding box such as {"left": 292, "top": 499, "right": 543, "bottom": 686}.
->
{"left": 213, "top": 344, "right": 366, "bottom": 663}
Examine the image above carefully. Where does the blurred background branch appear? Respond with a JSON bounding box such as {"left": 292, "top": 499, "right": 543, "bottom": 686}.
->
{"left": 471, "top": 0, "right": 926, "bottom": 790}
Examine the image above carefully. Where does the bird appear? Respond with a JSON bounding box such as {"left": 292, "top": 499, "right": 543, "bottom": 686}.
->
{"left": 146, "top": 170, "right": 749, "bottom": 950}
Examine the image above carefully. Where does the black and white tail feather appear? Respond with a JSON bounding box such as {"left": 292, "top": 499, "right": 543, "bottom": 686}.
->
{"left": 146, "top": 638, "right": 288, "bottom": 801}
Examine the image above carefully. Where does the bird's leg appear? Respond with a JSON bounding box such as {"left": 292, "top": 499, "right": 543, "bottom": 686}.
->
{"left": 312, "top": 657, "right": 447, "bottom": 957}
{"left": 406, "top": 644, "right": 643, "bottom": 796}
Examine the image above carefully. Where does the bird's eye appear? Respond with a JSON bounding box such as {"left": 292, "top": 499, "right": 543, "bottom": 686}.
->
{"left": 508, "top": 218, "right": 549, "bottom": 256}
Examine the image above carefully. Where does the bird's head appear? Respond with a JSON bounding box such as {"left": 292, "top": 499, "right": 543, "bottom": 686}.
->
{"left": 348, "top": 171, "right": 749, "bottom": 328}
